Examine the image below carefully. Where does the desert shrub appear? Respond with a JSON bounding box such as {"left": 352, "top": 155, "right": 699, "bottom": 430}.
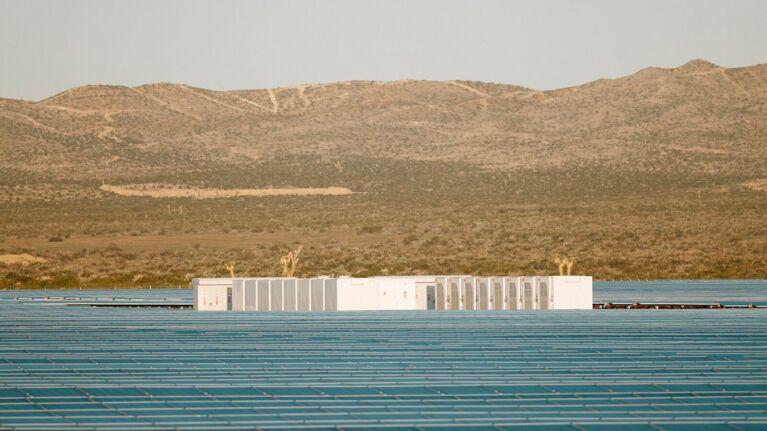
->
{"left": 358, "top": 225, "right": 384, "bottom": 234}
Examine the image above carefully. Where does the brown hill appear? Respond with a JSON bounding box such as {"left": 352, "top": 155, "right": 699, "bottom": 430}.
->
{"left": 1, "top": 59, "right": 766, "bottom": 180}
{"left": 1, "top": 59, "right": 766, "bottom": 286}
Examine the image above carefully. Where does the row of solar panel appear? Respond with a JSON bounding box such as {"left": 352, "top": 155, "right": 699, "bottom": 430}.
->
{"left": 1, "top": 404, "right": 766, "bottom": 430}
{"left": 0, "top": 423, "right": 763, "bottom": 431}
{"left": 0, "top": 417, "right": 764, "bottom": 431}
{"left": 3, "top": 401, "right": 766, "bottom": 416}
{"left": 3, "top": 411, "right": 761, "bottom": 420}
{"left": 2, "top": 279, "right": 764, "bottom": 306}
{"left": 3, "top": 383, "right": 767, "bottom": 398}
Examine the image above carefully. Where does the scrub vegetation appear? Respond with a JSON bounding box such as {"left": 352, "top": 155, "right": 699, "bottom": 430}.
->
{"left": 1, "top": 60, "right": 766, "bottom": 288}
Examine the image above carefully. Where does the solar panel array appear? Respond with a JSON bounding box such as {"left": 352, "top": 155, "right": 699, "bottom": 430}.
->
{"left": 1, "top": 289, "right": 767, "bottom": 430}
{"left": 594, "top": 280, "right": 767, "bottom": 306}
{"left": 0, "top": 289, "right": 190, "bottom": 303}
{"left": 3, "top": 279, "right": 766, "bottom": 306}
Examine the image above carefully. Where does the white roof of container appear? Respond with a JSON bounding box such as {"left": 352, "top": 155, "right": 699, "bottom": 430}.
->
{"left": 371, "top": 276, "right": 441, "bottom": 280}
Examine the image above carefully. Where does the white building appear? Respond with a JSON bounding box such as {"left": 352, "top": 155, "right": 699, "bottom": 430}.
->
{"left": 229, "top": 276, "right": 431, "bottom": 312}
{"left": 194, "top": 275, "right": 592, "bottom": 312}
{"left": 192, "top": 278, "right": 230, "bottom": 311}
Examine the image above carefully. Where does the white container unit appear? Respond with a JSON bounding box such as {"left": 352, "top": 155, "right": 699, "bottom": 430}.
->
{"left": 377, "top": 278, "right": 412, "bottom": 310}
{"left": 231, "top": 278, "right": 255, "bottom": 311}
{"left": 372, "top": 276, "right": 434, "bottom": 308}
{"left": 338, "top": 276, "right": 428, "bottom": 311}
{"left": 334, "top": 278, "right": 379, "bottom": 311}
{"left": 230, "top": 277, "right": 427, "bottom": 312}
{"left": 193, "top": 278, "right": 231, "bottom": 311}
{"left": 484, "top": 276, "right": 522, "bottom": 310}
{"left": 202, "top": 275, "right": 593, "bottom": 312}
{"left": 434, "top": 276, "right": 522, "bottom": 311}
{"left": 232, "top": 277, "right": 326, "bottom": 312}
{"left": 537, "top": 276, "right": 593, "bottom": 310}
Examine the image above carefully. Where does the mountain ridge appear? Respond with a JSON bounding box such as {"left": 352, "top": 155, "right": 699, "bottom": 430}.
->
{"left": 8, "top": 58, "right": 765, "bottom": 104}
{"left": 2, "top": 59, "right": 765, "bottom": 181}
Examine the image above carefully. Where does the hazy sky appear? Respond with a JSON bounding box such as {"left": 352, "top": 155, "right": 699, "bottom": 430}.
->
{"left": 1, "top": 0, "right": 766, "bottom": 101}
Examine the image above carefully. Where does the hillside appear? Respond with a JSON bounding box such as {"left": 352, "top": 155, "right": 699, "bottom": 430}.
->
{"left": 1, "top": 59, "right": 766, "bottom": 287}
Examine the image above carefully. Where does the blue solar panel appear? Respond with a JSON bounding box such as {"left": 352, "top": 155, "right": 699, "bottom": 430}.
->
{"left": 83, "top": 387, "right": 145, "bottom": 397}
{"left": 1, "top": 286, "right": 767, "bottom": 430}
{"left": 0, "top": 389, "right": 26, "bottom": 399}
{"left": 342, "top": 427, "right": 423, "bottom": 431}
{"left": 258, "top": 387, "right": 322, "bottom": 396}
{"left": 488, "top": 385, "right": 554, "bottom": 395}
{"left": 318, "top": 387, "right": 382, "bottom": 396}
{"left": 656, "top": 424, "right": 739, "bottom": 431}
{"left": 0, "top": 403, "right": 43, "bottom": 411}
{"left": 200, "top": 387, "right": 265, "bottom": 396}
{"left": 374, "top": 386, "right": 438, "bottom": 396}
{"left": 580, "top": 425, "right": 659, "bottom": 431}
{"left": 23, "top": 388, "right": 85, "bottom": 398}
{"left": 430, "top": 385, "right": 496, "bottom": 395}
{"left": 141, "top": 387, "right": 204, "bottom": 397}
{"left": 499, "top": 426, "right": 581, "bottom": 431}
{"left": 593, "top": 280, "right": 767, "bottom": 306}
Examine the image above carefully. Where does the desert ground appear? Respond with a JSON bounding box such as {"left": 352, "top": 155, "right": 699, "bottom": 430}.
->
{"left": 1, "top": 60, "right": 766, "bottom": 287}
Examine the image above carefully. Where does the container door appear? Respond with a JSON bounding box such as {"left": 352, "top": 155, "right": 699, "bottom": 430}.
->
{"left": 462, "top": 277, "right": 474, "bottom": 310}
{"left": 310, "top": 278, "right": 324, "bottom": 311}
{"left": 231, "top": 280, "right": 244, "bottom": 311}
{"left": 523, "top": 278, "right": 535, "bottom": 310}
{"left": 297, "top": 279, "right": 310, "bottom": 311}
{"left": 449, "top": 278, "right": 460, "bottom": 310}
{"left": 244, "top": 279, "right": 257, "bottom": 311}
{"left": 538, "top": 278, "right": 550, "bottom": 310}
{"left": 257, "top": 279, "right": 270, "bottom": 311}
{"left": 324, "top": 279, "right": 338, "bottom": 311}
{"left": 507, "top": 278, "right": 518, "bottom": 310}
{"left": 492, "top": 278, "right": 504, "bottom": 310}
{"left": 283, "top": 279, "right": 297, "bottom": 311}
{"left": 395, "top": 285, "right": 407, "bottom": 310}
{"left": 436, "top": 278, "right": 446, "bottom": 310}
{"left": 478, "top": 278, "right": 489, "bottom": 310}
{"left": 270, "top": 279, "right": 283, "bottom": 311}
{"left": 427, "top": 285, "right": 436, "bottom": 310}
